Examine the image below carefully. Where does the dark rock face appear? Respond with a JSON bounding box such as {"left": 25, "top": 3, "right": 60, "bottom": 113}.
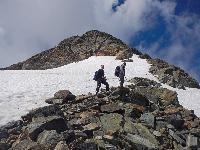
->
{"left": 11, "top": 139, "right": 45, "bottom": 150}
{"left": 37, "top": 130, "right": 64, "bottom": 149}
{"left": 129, "top": 77, "right": 161, "bottom": 88}
{"left": 46, "top": 90, "right": 76, "bottom": 105}
{"left": 148, "top": 58, "right": 200, "bottom": 89}
{"left": 25, "top": 115, "right": 68, "bottom": 141}
{"left": 1, "top": 80, "right": 200, "bottom": 150}
{"left": 2, "top": 30, "right": 134, "bottom": 70}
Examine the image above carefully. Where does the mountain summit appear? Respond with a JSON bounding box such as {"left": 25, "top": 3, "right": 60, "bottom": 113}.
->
{"left": 3, "top": 30, "right": 136, "bottom": 70}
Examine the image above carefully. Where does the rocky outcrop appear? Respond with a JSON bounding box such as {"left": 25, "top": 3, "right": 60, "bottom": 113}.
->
{"left": 2, "top": 30, "right": 136, "bottom": 70}
{"left": 1, "top": 78, "right": 200, "bottom": 150}
{"left": 148, "top": 59, "right": 200, "bottom": 89}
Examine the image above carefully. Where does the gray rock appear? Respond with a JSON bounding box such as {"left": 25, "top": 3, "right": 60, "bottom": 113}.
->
{"left": 25, "top": 116, "right": 68, "bottom": 141}
{"left": 1, "top": 120, "right": 23, "bottom": 130}
{"left": 37, "top": 130, "right": 64, "bottom": 149}
{"left": 75, "top": 142, "right": 97, "bottom": 150}
{"left": 186, "top": 134, "right": 198, "bottom": 149}
{"left": 140, "top": 113, "right": 155, "bottom": 128}
{"left": 11, "top": 139, "right": 45, "bottom": 150}
{"left": 125, "top": 133, "right": 158, "bottom": 149}
{"left": 22, "top": 105, "right": 63, "bottom": 123}
{"left": 54, "top": 141, "right": 69, "bottom": 150}
{"left": 100, "top": 113, "right": 123, "bottom": 134}
{"left": 100, "top": 103, "right": 123, "bottom": 113}
{"left": 156, "top": 121, "right": 168, "bottom": 130}
{"left": 134, "top": 123, "right": 159, "bottom": 147}
{"left": 169, "top": 129, "right": 186, "bottom": 146}
{"left": 129, "top": 77, "right": 161, "bottom": 87}
{"left": 123, "top": 117, "right": 139, "bottom": 134}
{"left": 54, "top": 90, "right": 76, "bottom": 101}
{"left": 167, "top": 114, "right": 184, "bottom": 129}
{"left": 153, "top": 131, "right": 162, "bottom": 137}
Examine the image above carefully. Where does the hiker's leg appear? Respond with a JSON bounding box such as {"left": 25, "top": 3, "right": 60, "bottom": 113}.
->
{"left": 120, "top": 77, "right": 124, "bottom": 87}
{"left": 102, "top": 79, "right": 109, "bottom": 91}
{"left": 96, "top": 80, "right": 101, "bottom": 94}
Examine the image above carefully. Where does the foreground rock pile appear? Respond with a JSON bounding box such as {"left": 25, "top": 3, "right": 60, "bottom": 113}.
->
{"left": 0, "top": 78, "right": 200, "bottom": 150}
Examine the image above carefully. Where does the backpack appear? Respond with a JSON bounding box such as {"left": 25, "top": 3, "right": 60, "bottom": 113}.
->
{"left": 115, "top": 66, "right": 120, "bottom": 77}
{"left": 93, "top": 71, "right": 99, "bottom": 81}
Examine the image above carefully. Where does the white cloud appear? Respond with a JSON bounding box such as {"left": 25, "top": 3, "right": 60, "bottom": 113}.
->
{"left": 0, "top": 0, "right": 178, "bottom": 67}
{"left": 0, "top": 0, "right": 199, "bottom": 82}
{"left": 146, "top": 13, "right": 200, "bottom": 81}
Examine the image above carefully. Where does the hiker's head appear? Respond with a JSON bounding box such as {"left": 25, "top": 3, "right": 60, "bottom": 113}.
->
{"left": 101, "top": 65, "right": 104, "bottom": 69}
{"left": 123, "top": 62, "right": 126, "bottom": 66}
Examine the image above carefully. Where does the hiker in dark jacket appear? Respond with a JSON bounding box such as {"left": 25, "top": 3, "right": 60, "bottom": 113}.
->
{"left": 96, "top": 65, "right": 109, "bottom": 94}
{"left": 119, "top": 62, "right": 126, "bottom": 87}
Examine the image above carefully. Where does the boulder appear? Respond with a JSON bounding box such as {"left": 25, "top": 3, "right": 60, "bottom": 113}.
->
{"left": 125, "top": 133, "right": 158, "bottom": 149}
{"left": 25, "top": 116, "right": 68, "bottom": 141}
{"left": 186, "top": 134, "right": 199, "bottom": 149}
{"left": 11, "top": 139, "right": 45, "bottom": 150}
{"left": 167, "top": 114, "right": 184, "bottom": 129}
{"left": 54, "top": 141, "right": 69, "bottom": 150}
{"left": 132, "top": 86, "right": 178, "bottom": 107}
{"left": 168, "top": 129, "right": 186, "bottom": 146}
{"left": 45, "top": 98, "right": 63, "bottom": 105}
{"left": 1, "top": 120, "right": 23, "bottom": 131}
{"left": 54, "top": 90, "right": 76, "bottom": 101}
{"left": 140, "top": 113, "right": 155, "bottom": 128}
{"left": 37, "top": 130, "right": 64, "bottom": 149}
{"left": 22, "top": 105, "right": 63, "bottom": 123}
{"left": 134, "top": 123, "right": 159, "bottom": 147}
{"left": 100, "top": 113, "right": 123, "bottom": 134}
{"left": 83, "top": 123, "right": 100, "bottom": 131}
{"left": 123, "top": 117, "right": 139, "bottom": 134}
{"left": 100, "top": 103, "right": 124, "bottom": 113}
{"left": 129, "top": 77, "right": 161, "bottom": 87}
{"left": 74, "top": 142, "right": 97, "bottom": 150}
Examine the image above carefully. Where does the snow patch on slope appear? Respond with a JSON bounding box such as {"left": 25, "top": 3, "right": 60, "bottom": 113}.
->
{"left": 0, "top": 54, "right": 200, "bottom": 125}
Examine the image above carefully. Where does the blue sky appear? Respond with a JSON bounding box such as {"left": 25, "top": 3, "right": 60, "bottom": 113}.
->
{"left": 0, "top": 0, "right": 199, "bottom": 81}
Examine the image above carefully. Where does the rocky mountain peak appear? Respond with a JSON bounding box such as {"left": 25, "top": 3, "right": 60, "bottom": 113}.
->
{"left": 2, "top": 30, "right": 134, "bottom": 70}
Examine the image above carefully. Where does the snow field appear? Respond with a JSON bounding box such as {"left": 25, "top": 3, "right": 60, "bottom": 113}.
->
{"left": 0, "top": 54, "right": 200, "bottom": 125}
